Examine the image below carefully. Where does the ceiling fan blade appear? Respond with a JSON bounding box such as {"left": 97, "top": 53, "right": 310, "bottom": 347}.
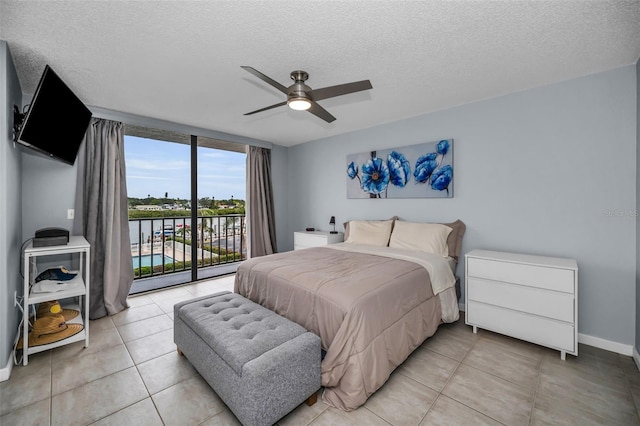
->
{"left": 244, "top": 101, "right": 288, "bottom": 116}
{"left": 308, "top": 101, "right": 336, "bottom": 123}
{"left": 310, "top": 80, "right": 372, "bottom": 101}
{"left": 241, "top": 66, "right": 288, "bottom": 95}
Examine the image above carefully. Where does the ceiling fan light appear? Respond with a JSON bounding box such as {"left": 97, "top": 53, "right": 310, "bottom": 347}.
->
{"left": 288, "top": 98, "right": 311, "bottom": 111}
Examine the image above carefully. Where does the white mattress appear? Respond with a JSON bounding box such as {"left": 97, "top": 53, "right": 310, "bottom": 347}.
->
{"left": 446, "top": 256, "right": 457, "bottom": 274}
{"left": 439, "top": 286, "right": 460, "bottom": 323}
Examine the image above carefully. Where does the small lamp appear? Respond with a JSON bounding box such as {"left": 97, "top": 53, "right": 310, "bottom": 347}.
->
{"left": 329, "top": 216, "right": 337, "bottom": 234}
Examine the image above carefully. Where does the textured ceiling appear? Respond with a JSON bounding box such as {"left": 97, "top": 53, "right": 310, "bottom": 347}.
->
{"left": 1, "top": 1, "right": 639, "bottom": 147}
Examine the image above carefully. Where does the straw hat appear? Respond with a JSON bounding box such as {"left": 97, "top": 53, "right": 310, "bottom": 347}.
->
{"left": 37, "top": 300, "right": 79, "bottom": 321}
{"left": 17, "top": 314, "right": 84, "bottom": 349}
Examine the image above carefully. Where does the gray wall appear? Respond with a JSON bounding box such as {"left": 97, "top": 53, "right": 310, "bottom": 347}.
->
{"left": 21, "top": 151, "right": 78, "bottom": 239}
{"left": 0, "top": 41, "right": 23, "bottom": 370}
{"left": 636, "top": 57, "right": 640, "bottom": 355}
{"left": 285, "top": 65, "right": 637, "bottom": 346}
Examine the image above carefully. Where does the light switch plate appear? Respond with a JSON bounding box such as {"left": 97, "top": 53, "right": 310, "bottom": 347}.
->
{"left": 67, "top": 209, "right": 75, "bottom": 220}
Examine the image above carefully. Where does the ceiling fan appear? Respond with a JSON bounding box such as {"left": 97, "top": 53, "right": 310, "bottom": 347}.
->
{"left": 241, "top": 66, "right": 372, "bottom": 123}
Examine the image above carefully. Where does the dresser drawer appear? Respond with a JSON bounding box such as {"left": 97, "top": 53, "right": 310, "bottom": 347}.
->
{"left": 467, "top": 277, "right": 574, "bottom": 323}
{"left": 467, "top": 301, "right": 575, "bottom": 352}
{"left": 467, "top": 257, "right": 575, "bottom": 293}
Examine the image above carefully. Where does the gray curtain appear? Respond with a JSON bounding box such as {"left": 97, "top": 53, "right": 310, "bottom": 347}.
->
{"left": 73, "top": 118, "right": 133, "bottom": 319}
{"left": 246, "top": 146, "right": 277, "bottom": 257}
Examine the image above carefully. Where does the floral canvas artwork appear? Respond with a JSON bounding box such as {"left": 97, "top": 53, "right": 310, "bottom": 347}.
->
{"left": 346, "top": 139, "right": 453, "bottom": 199}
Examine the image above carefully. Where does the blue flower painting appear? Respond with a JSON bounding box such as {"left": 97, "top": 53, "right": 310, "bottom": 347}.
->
{"left": 387, "top": 151, "right": 410, "bottom": 187}
{"left": 361, "top": 158, "right": 390, "bottom": 195}
{"left": 437, "top": 140, "right": 449, "bottom": 156}
{"left": 414, "top": 153, "right": 438, "bottom": 183}
{"left": 347, "top": 161, "right": 359, "bottom": 180}
{"left": 431, "top": 165, "right": 453, "bottom": 193}
{"left": 346, "top": 139, "right": 453, "bottom": 198}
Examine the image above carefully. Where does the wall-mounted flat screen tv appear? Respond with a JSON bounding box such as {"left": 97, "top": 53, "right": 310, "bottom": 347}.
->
{"left": 16, "top": 65, "right": 92, "bottom": 165}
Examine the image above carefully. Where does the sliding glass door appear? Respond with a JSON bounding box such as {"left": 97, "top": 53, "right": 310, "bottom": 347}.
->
{"left": 196, "top": 137, "right": 247, "bottom": 281}
{"left": 123, "top": 126, "right": 246, "bottom": 294}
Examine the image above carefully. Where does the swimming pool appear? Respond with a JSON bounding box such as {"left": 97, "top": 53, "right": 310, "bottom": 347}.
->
{"left": 132, "top": 254, "right": 174, "bottom": 269}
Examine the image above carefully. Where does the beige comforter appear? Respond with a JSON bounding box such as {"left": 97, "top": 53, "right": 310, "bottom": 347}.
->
{"left": 234, "top": 245, "right": 451, "bottom": 411}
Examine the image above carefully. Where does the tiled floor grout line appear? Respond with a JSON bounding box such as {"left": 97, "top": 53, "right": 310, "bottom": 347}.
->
{"left": 48, "top": 342, "right": 139, "bottom": 424}
{"left": 63, "top": 310, "right": 152, "bottom": 423}
{"left": 301, "top": 400, "right": 329, "bottom": 426}
{"left": 430, "top": 331, "right": 507, "bottom": 424}
{"left": 127, "top": 298, "right": 181, "bottom": 424}
{"left": 623, "top": 359, "right": 640, "bottom": 423}
{"left": 116, "top": 303, "right": 163, "bottom": 425}
{"left": 362, "top": 406, "right": 394, "bottom": 425}
{"left": 619, "top": 353, "right": 640, "bottom": 423}
{"left": 134, "top": 361, "right": 167, "bottom": 426}
{"left": 527, "top": 347, "right": 545, "bottom": 425}
{"left": 397, "top": 356, "right": 458, "bottom": 425}
{"left": 415, "top": 327, "right": 480, "bottom": 425}
{"left": 468, "top": 337, "right": 544, "bottom": 388}
{"left": 418, "top": 393, "right": 441, "bottom": 425}
{"left": 86, "top": 392, "right": 149, "bottom": 425}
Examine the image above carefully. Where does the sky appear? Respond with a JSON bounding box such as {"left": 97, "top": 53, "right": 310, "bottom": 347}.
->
{"left": 124, "top": 135, "right": 246, "bottom": 201}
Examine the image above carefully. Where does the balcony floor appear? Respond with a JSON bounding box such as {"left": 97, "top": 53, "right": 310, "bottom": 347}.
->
{"left": 129, "top": 263, "right": 239, "bottom": 295}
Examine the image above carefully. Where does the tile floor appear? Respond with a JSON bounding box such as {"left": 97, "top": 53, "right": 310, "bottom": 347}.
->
{"left": 2, "top": 274, "right": 640, "bottom": 425}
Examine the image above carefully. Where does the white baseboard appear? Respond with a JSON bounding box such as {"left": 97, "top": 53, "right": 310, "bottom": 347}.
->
{"left": 633, "top": 348, "right": 640, "bottom": 371}
{"left": 578, "top": 333, "right": 633, "bottom": 356}
{"left": 0, "top": 352, "right": 13, "bottom": 382}
{"left": 458, "top": 302, "right": 465, "bottom": 312}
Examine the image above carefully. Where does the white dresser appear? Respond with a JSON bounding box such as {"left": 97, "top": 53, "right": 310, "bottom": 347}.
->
{"left": 465, "top": 249, "right": 578, "bottom": 360}
{"left": 294, "top": 231, "right": 344, "bottom": 250}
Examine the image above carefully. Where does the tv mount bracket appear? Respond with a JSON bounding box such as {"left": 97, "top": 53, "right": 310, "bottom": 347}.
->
{"left": 13, "top": 105, "right": 26, "bottom": 142}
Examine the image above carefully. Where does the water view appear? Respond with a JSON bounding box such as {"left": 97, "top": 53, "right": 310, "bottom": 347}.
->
{"left": 132, "top": 254, "right": 174, "bottom": 269}
{"left": 127, "top": 201, "right": 247, "bottom": 280}
{"left": 124, "top": 133, "right": 248, "bottom": 284}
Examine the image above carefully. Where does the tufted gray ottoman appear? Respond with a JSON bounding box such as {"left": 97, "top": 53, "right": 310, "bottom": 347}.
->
{"left": 174, "top": 291, "right": 321, "bottom": 426}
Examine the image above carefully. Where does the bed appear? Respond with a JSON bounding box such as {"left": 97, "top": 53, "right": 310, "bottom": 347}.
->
{"left": 234, "top": 218, "right": 465, "bottom": 411}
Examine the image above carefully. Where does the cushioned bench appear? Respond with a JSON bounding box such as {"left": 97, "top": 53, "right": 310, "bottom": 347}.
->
{"left": 174, "top": 291, "right": 321, "bottom": 426}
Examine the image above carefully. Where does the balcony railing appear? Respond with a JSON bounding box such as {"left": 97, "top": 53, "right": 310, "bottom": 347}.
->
{"left": 129, "top": 214, "right": 246, "bottom": 279}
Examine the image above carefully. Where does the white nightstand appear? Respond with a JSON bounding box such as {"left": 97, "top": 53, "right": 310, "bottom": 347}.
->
{"left": 294, "top": 231, "right": 344, "bottom": 250}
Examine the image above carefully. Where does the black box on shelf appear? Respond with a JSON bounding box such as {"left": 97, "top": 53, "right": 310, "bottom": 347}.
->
{"left": 33, "top": 227, "right": 69, "bottom": 247}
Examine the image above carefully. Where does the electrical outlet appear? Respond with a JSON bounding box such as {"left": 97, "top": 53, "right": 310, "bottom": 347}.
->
{"left": 67, "top": 209, "right": 75, "bottom": 220}
{"left": 14, "top": 290, "right": 18, "bottom": 306}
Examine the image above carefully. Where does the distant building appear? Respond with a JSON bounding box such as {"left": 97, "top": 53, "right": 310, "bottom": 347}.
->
{"left": 135, "top": 205, "right": 162, "bottom": 211}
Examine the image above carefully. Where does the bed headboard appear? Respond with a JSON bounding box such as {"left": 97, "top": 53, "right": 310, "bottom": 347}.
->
{"left": 342, "top": 217, "right": 466, "bottom": 260}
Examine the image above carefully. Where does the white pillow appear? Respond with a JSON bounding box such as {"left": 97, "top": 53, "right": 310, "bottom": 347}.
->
{"left": 389, "top": 221, "right": 452, "bottom": 257}
{"left": 344, "top": 220, "right": 394, "bottom": 246}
